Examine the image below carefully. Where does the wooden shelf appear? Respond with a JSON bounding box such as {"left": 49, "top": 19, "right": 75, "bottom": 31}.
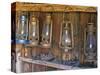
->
{"left": 12, "top": 2, "right": 97, "bottom": 12}
{"left": 19, "top": 57, "right": 80, "bottom": 70}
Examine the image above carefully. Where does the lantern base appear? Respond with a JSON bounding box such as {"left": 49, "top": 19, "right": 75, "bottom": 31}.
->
{"left": 40, "top": 42, "right": 51, "bottom": 48}
{"left": 29, "top": 41, "right": 39, "bottom": 46}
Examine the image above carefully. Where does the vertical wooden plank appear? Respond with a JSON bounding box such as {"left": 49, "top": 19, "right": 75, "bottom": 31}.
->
{"left": 79, "top": 13, "right": 91, "bottom": 64}
{"left": 68, "top": 12, "right": 80, "bottom": 60}
{"left": 52, "top": 12, "right": 63, "bottom": 60}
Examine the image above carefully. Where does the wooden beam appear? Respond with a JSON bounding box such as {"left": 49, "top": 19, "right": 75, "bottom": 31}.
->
{"left": 11, "top": 2, "right": 97, "bottom": 12}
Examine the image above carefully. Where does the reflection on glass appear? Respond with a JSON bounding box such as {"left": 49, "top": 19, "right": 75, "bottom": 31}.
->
{"left": 42, "top": 24, "right": 50, "bottom": 42}
{"left": 20, "top": 15, "right": 26, "bottom": 35}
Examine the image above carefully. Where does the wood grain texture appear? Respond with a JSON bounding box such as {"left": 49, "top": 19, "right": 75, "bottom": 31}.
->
{"left": 11, "top": 2, "right": 97, "bottom": 72}
{"left": 19, "top": 57, "right": 80, "bottom": 70}
{"left": 11, "top": 2, "right": 97, "bottom": 12}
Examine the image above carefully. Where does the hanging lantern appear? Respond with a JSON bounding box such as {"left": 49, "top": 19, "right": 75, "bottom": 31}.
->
{"left": 16, "top": 11, "right": 29, "bottom": 44}
{"left": 59, "top": 13, "right": 74, "bottom": 62}
{"left": 41, "top": 13, "right": 52, "bottom": 47}
{"left": 29, "top": 13, "right": 39, "bottom": 46}
{"left": 84, "top": 23, "right": 97, "bottom": 65}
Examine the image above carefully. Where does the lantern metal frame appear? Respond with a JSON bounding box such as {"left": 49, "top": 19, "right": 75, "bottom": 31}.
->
{"left": 16, "top": 11, "right": 29, "bottom": 44}
{"left": 83, "top": 23, "right": 97, "bottom": 64}
{"left": 40, "top": 13, "right": 53, "bottom": 48}
{"left": 29, "top": 12, "right": 39, "bottom": 46}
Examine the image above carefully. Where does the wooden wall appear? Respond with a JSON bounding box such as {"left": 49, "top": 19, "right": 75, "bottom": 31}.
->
{"left": 11, "top": 2, "right": 97, "bottom": 72}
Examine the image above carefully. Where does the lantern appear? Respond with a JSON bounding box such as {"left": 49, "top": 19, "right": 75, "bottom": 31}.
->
{"left": 84, "top": 23, "right": 97, "bottom": 66}
{"left": 59, "top": 13, "right": 74, "bottom": 62}
{"left": 29, "top": 13, "right": 39, "bottom": 46}
{"left": 16, "top": 11, "right": 29, "bottom": 44}
{"left": 41, "top": 13, "right": 52, "bottom": 47}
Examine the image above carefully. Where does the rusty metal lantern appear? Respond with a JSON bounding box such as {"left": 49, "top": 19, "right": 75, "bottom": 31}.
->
{"left": 59, "top": 13, "right": 74, "bottom": 62}
{"left": 84, "top": 23, "right": 97, "bottom": 66}
{"left": 41, "top": 13, "right": 52, "bottom": 47}
{"left": 29, "top": 12, "right": 39, "bottom": 46}
{"left": 16, "top": 11, "right": 29, "bottom": 44}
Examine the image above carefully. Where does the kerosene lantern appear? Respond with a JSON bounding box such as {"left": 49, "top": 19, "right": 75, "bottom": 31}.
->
{"left": 22, "top": 12, "right": 40, "bottom": 72}
{"left": 41, "top": 13, "right": 52, "bottom": 47}
{"left": 84, "top": 23, "right": 97, "bottom": 66}
{"left": 16, "top": 11, "right": 29, "bottom": 44}
{"left": 14, "top": 11, "right": 29, "bottom": 73}
{"left": 59, "top": 13, "right": 74, "bottom": 64}
{"left": 38, "top": 13, "right": 54, "bottom": 62}
{"left": 29, "top": 12, "right": 39, "bottom": 46}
